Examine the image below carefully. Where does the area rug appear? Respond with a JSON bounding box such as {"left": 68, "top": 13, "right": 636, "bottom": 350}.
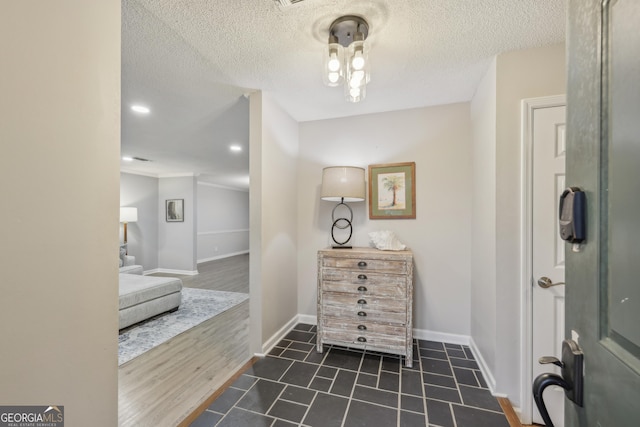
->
{"left": 118, "top": 288, "right": 249, "bottom": 366}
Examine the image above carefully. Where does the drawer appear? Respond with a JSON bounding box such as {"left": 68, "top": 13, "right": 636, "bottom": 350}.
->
{"left": 321, "top": 295, "right": 407, "bottom": 324}
{"left": 321, "top": 323, "right": 406, "bottom": 351}
{"left": 322, "top": 317, "right": 408, "bottom": 337}
{"left": 321, "top": 272, "right": 405, "bottom": 298}
{"left": 322, "top": 257, "right": 408, "bottom": 274}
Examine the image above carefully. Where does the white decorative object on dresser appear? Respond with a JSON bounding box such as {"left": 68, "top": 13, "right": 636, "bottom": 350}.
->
{"left": 316, "top": 247, "right": 414, "bottom": 367}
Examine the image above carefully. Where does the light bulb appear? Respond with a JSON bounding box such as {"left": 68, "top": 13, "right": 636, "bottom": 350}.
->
{"left": 351, "top": 70, "right": 365, "bottom": 82}
{"left": 350, "top": 87, "right": 361, "bottom": 98}
{"left": 351, "top": 50, "right": 365, "bottom": 70}
{"left": 328, "top": 72, "right": 340, "bottom": 83}
{"left": 328, "top": 52, "right": 341, "bottom": 72}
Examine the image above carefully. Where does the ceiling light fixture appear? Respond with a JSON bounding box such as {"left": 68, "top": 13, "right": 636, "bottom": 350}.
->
{"left": 131, "top": 105, "right": 150, "bottom": 114}
{"left": 122, "top": 156, "right": 134, "bottom": 162}
{"left": 230, "top": 145, "right": 242, "bottom": 152}
{"left": 323, "top": 15, "right": 370, "bottom": 103}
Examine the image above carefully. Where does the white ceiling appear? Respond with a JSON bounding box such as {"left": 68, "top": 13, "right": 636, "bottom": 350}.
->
{"left": 121, "top": 0, "right": 566, "bottom": 190}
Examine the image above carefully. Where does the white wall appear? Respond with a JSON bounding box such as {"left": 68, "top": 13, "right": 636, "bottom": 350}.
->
{"left": 250, "top": 92, "right": 300, "bottom": 352}
{"left": 0, "top": 1, "right": 119, "bottom": 425}
{"left": 197, "top": 182, "right": 249, "bottom": 262}
{"left": 470, "top": 58, "right": 498, "bottom": 388}
{"left": 297, "top": 104, "right": 473, "bottom": 336}
{"left": 158, "top": 176, "right": 198, "bottom": 273}
{"left": 120, "top": 172, "right": 159, "bottom": 269}
{"left": 469, "top": 44, "right": 566, "bottom": 405}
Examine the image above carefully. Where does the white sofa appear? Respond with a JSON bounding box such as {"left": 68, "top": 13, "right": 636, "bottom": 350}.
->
{"left": 118, "top": 245, "right": 182, "bottom": 330}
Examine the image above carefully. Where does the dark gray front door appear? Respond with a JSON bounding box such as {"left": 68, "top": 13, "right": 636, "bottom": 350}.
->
{"left": 566, "top": 0, "right": 640, "bottom": 425}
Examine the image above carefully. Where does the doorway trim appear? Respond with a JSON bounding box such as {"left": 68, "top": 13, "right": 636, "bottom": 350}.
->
{"left": 519, "top": 94, "right": 566, "bottom": 424}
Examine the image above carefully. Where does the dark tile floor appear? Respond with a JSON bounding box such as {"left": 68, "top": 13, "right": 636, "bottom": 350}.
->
{"left": 190, "top": 324, "right": 510, "bottom": 427}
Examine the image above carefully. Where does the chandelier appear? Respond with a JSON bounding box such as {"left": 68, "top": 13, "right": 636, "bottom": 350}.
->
{"left": 323, "top": 15, "right": 370, "bottom": 103}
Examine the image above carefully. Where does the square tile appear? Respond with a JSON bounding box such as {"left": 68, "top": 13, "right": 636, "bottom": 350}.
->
{"left": 352, "top": 385, "right": 398, "bottom": 408}
{"left": 422, "top": 372, "right": 457, "bottom": 389}
{"left": 280, "top": 361, "right": 318, "bottom": 387}
{"left": 323, "top": 348, "right": 362, "bottom": 371}
{"left": 235, "top": 379, "right": 285, "bottom": 414}
{"left": 230, "top": 374, "right": 257, "bottom": 391}
{"left": 303, "top": 393, "right": 349, "bottom": 427}
{"left": 189, "top": 410, "right": 223, "bottom": 427}
{"left": 360, "top": 353, "right": 382, "bottom": 374}
{"left": 420, "top": 348, "right": 448, "bottom": 360}
{"left": 452, "top": 404, "right": 510, "bottom": 427}
{"left": 280, "top": 348, "right": 309, "bottom": 361}
{"left": 421, "top": 358, "right": 453, "bottom": 376}
{"left": 458, "top": 385, "right": 502, "bottom": 412}
{"left": 424, "top": 384, "right": 461, "bottom": 404}
{"left": 401, "top": 369, "right": 424, "bottom": 396}
{"left": 463, "top": 346, "right": 474, "bottom": 360}
{"left": 453, "top": 367, "right": 479, "bottom": 387}
{"left": 281, "top": 385, "right": 316, "bottom": 405}
{"left": 449, "top": 357, "right": 479, "bottom": 370}
{"left": 309, "top": 376, "right": 332, "bottom": 392}
{"left": 217, "top": 407, "right": 274, "bottom": 427}
{"left": 475, "top": 371, "right": 488, "bottom": 389}
{"left": 330, "top": 369, "right": 357, "bottom": 397}
{"left": 444, "top": 343, "right": 463, "bottom": 350}
{"left": 381, "top": 355, "right": 401, "bottom": 373}
{"left": 305, "top": 349, "right": 327, "bottom": 364}
{"left": 269, "top": 346, "right": 285, "bottom": 356}
{"left": 419, "top": 340, "right": 445, "bottom": 350}
{"left": 357, "top": 372, "right": 378, "bottom": 387}
{"left": 246, "top": 356, "right": 293, "bottom": 381}
{"left": 378, "top": 371, "right": 399, "bottom": 392}
{"left": 400, "top": 409, "right": 427, "bottom": 427}
{"left": 285, "top": 329, "right": 316, "bottom": 343}
{"left": 343, "top": 399, "right": 397, "bottom": 427}
{"left": 401, "top": 394, "right": 425, "bottom": 413}
{"left": 207, "top": 387, "right": 245, "bottom": 414}
{"left": 425, "top": 399, "right": 454, "bottom": 427}
{"left": 289, "top": 341, "right": 315, "bottom": 352}
{"left": 316, "top": 366, "right": 338, "bottom": 379}
{"left": 273, "top": 419, "right": 298, "bottom": 427}
{"left": 445, "top": 348, "right": 467, "bottom": 359}
{"left": 294, "top": 323, "right": 315, "bottom": 332}
{"left": 268, "top": 399, "right": 307, "bottom": 423}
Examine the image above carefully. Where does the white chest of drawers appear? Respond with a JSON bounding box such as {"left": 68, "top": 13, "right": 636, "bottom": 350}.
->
{"left": 316, "top": 247, "right": 414, "bottom": 367}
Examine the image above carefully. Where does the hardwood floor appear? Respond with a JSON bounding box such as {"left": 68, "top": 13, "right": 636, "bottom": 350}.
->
{"left": 151, "top": 253, "right": 249, "bottom": 293}
{"left": 119, "top": 254, "right": 250, "bottom": 426}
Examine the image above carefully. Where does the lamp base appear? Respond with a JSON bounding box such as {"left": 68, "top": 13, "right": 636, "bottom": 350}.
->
{"left": 331, "top": 245, "right": 352, "bottom": 249}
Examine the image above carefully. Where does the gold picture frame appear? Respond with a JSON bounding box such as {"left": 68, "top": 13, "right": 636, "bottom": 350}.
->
{"left": 368, "top": 162, "right": 416, "bottom": 219}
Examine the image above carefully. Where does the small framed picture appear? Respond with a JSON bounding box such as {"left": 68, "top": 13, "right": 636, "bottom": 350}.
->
{"left": 166, "top": 199, "right": 184, "bottom": 222}
{"left": 368, "top": 162, "right": 416, "bottom": 219}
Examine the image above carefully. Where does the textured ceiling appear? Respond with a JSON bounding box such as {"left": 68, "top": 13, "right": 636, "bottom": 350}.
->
{"left": 121, "top": 0, "right": 566, "bottom": 189}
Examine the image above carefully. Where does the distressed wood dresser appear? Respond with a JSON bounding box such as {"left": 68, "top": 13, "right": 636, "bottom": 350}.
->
{"left": 316, "top": 247, "right": 414, "bottom": 367}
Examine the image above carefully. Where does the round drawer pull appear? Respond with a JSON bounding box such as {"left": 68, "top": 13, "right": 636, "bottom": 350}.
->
{"left": 357, "top": 299, "right": 367, "bottom": 305}
{"left": 357, "top": 336, "right": 367, "bottom": 343}
{"left": 357, "top": 286, "right": 367, "bottom": 292}
{"left": 357, "top": 261, "right": 367, "bottom": 267}
{"left": 357, "top": 274, "right": 368, "bottom": 280}
{"left": 357, "top": 311, "right": 367, "bottom": 317}
{"left": 357, "top": 324, "right": 367, "bottom": 331}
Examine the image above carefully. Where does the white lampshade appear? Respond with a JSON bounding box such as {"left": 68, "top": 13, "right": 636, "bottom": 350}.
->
{"left": 321, "top": 166, "right": 366, "bottom": 202}
{"left": 120, "top": 207, "right": 138, "bottom": 223}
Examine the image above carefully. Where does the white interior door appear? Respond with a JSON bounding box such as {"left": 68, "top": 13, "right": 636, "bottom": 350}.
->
{"left": 532, "top": 104, "right": 566, "bottom": 426}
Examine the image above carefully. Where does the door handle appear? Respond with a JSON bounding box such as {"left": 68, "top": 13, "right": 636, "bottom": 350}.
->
{"left": 537, "top": 276, "right": 565, "bottom": 288}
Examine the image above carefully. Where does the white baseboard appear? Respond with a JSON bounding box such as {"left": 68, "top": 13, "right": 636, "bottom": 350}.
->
{"left": 260, "top": 316, "right": 300, "bottom": 355}
{"left": 297, "top": 314, "right": 317, "bottom": 325}
{"left": 143, "top": 268, "right": 199, "bottom": 276}
{"left": 469, "top": 336, "right": 499, "bottom": 395}
{"left": 412, "top": 328, "right": 470, "bottom": 346}
{"left": 198, "top": 250, "right": 249, "bottom": 264}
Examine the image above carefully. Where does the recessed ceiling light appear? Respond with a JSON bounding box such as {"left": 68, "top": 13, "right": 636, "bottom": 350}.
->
{"left": 122, "top": 156, "right": 134, "bottom": 161}
{"left": 230, "top": 145, "right": 242, "bottom": 152}
{"left": 131, "top": 105, "right": 150, "bottom": 114}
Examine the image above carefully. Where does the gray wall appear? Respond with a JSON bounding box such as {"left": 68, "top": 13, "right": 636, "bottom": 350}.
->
{"left": 0, "top": 0, "right": 119, "bottom": 424}
{"left": 120, "top": 172, "right": 159, "bottom": 269}
{"left": 297, "top": 103, "right": 473, "bottom": 336}
{"left": 197, "top": 182, "right": 249, "bottom": 262}
{"left": 158, "top": 176, "right": 198, "bottom": 272}
{"left": 469, "top": 43, "right": 566, "bottom": 405}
